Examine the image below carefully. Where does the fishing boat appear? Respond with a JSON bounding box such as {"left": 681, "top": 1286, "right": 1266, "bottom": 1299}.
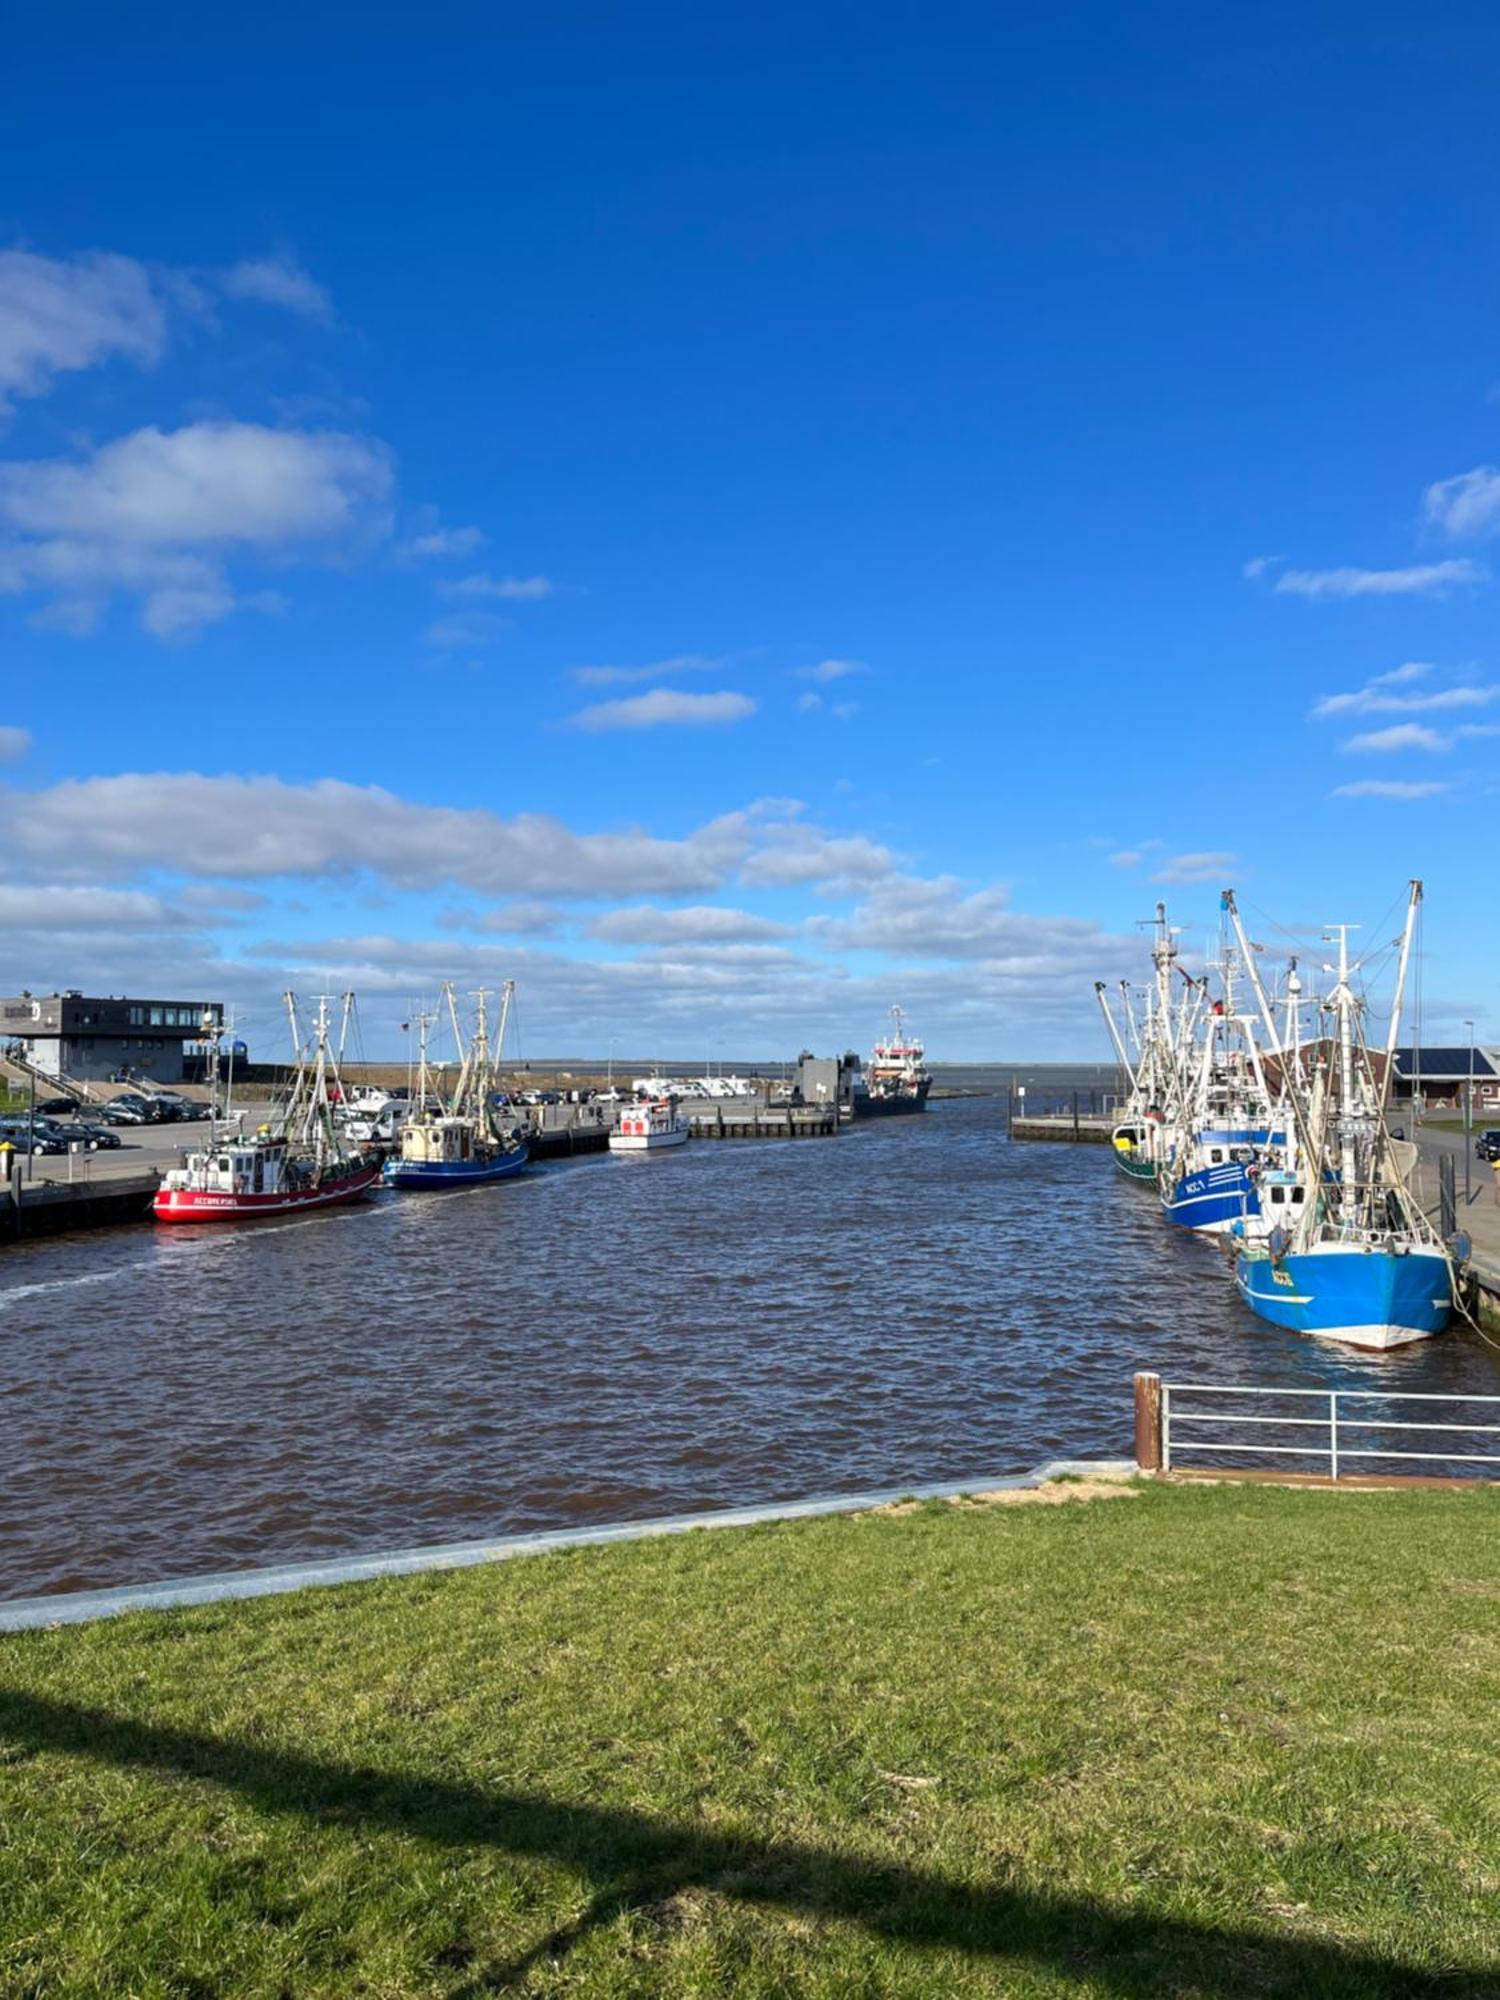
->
{"left": 1097, "top": 904, "right": 1186, "bottom": 1183}
{"left": 1226, "top": 884, "right": 1454, "bottom": 1350}
{"left": 155, "top": 995, "right": 379, "bottom": 1222}
{"left": 609, "top": 1098, "right": 690, "bottom": 1151}
{"left": 383, "top": 982, "right": 529, "bottom": 1191}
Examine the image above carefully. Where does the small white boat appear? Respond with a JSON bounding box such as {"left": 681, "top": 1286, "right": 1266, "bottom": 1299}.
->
{"left": 609, "top": 1098, "right": 690, "bottom": 1152}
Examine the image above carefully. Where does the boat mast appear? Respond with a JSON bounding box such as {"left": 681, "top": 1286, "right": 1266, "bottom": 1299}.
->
{"left": 1094, "top": 981, "right": 1133, "bottom": 1078}
{"left": 1325, "top": 924, "right": 1361, "bottom": 1216}
{"left": 1378, "top": 882, "right": 1422, "bottom": 1122}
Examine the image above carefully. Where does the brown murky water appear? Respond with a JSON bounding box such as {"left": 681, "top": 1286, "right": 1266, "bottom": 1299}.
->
{"left": 2, "top": 1099, "right": 1495, "bottom": 1599}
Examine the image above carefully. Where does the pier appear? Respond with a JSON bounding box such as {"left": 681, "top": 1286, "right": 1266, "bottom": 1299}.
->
{"left": 686, "top": 1104, "right": 838, "bottom": 1139}
{"left": 2, "top": 1158, "right": 159, "bottom": 1241}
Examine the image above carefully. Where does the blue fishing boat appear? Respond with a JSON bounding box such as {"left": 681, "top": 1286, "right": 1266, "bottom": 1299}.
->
{"left": 383, "top": 1125, "right": 528, "bottom": 1190}
{"left": 1234, "top": 1238, "right": 1452, "bottom": 1350}
{"left": 382, "top": 980, "right": 529, "bottom": 1194}
{"left": 1223, "top": 884, "right": 1453, "bottom": 1351}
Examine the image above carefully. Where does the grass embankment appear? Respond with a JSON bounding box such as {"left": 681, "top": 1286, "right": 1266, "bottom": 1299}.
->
{"left": 2, "top": 1481, "right": 1498, "bottom": 1996}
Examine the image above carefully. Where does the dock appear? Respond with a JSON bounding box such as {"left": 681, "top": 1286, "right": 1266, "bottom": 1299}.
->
{"left": 2, "top": 1160, "right": 159, "bottom": 1241}
{"left": 1010, "top": 1113, "right": 1115, "bottom": 1144}
{"left": 686, "top": 1105, "right": 838, "bottom": 1139}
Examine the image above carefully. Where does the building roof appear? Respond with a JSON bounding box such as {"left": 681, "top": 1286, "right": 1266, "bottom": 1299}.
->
{"left": 1391, "top": 1046, "right": 1500, "bottom": 1080}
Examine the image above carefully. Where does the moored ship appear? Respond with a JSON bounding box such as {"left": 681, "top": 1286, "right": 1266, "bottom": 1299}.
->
{"left": 155, "top": 995, "right": 379, "bottom": 1222}
{"left": 852, "top": 1007, "right": 932, "bottom": 1119}
{"left": 383, "top": 982, "right": 529, "bottom": 1192}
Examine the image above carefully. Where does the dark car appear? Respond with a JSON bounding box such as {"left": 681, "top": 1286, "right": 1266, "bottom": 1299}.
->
{"left": 0, "top": 1118, "right": 67, "bottom": 1156}
{"left": 70, "top": 1123, "right": 123, "bottom": 1150}
{"left": 35, "top": 1096, "right": 79, "bottom": 1116}
{"left": 100, "top": 1097, "right": 152, "bottom": 1125}
{"left": 1476, "top": 1129, "right": 1500, "bottom": 1162}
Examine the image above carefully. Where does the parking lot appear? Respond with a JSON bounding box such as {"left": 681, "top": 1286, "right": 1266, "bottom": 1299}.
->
{"left": 2, "top": 1102, "right": 277, "bottom": 1184}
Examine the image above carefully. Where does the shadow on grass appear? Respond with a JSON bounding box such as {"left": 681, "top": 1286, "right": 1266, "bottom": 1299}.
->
{"left": 0, "top": 1687, "right": 1488, "bottom": 1996}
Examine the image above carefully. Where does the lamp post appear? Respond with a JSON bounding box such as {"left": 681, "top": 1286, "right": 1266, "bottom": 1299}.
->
{"left": 1465, "top": 1019, "right": 1475, "bottom": 1205}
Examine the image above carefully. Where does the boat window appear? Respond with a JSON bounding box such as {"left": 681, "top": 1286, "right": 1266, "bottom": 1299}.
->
{"left": 1210, "top": 1148, "right": 1223, "bottom": 1164}
{"left": 1292, "top": 1187, "right": 1305, "bottom": 1203}
{"left": 217, "top": 1156, "right": 231, "bottom": 1172}
{"left": 1270, "top": 1186, "right": 1284, "bottom": 1203}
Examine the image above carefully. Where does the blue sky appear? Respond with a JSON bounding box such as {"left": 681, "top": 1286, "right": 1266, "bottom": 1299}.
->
{"left": 2, "top": 3, "right": 1498, "bottom": 1059}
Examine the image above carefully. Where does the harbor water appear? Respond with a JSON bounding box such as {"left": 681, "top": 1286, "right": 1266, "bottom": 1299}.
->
{"left": 2, "top": 1096, "right": 1496, "bottom": 1602}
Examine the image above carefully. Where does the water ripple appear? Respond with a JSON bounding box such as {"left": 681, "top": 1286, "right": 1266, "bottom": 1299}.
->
{"left": 1, "top": 1099, "right": 1495, "bottom": 1598}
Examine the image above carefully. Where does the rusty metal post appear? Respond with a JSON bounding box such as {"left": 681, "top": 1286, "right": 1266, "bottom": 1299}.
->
{"left": 1133, "top": 1371, "right": 1163, "bottom": 1471}
{"left": 1072, "top": 1089, "right": 1080, "bottom": 1139}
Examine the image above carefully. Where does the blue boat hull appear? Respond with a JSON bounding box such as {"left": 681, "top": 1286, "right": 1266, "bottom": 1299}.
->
{"left": 1162, "top": 1161, "right": 1260, "bottom": 1234}
{"left": 1235, "top": 1246, "right": 1452, "bottom": 1349}
{"left": 382, "top": 1147, "right": 529, "bottom": 1191}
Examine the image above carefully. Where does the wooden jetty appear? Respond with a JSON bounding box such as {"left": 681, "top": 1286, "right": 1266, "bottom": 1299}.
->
{"left": 1010, "top": 1113, "right": 1115, "bottom": 1144}
{"left": 686, "top": 1105, "right": 838, "bottom": 1139}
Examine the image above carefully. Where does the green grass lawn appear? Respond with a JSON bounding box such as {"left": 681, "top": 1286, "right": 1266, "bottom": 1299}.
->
{"left": 2, "top": 1480, "right": 1498, "bottom": 1997}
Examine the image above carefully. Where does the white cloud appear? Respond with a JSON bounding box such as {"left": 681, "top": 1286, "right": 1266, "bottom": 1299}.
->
{"left": 0, "top": 884, "right": 194, "bottom": 930}
{"left": 567, "top": 689, "right": 756, "bottom": 732}
{"left": 1343, "top": 723, "right": 1446, "bottom": 754}
{"left": 831, "top": 701, "right": 860, "bottom": 721}
{"left": 457, "top": 901, "right": 565, "bottom": 936}
{"left": 0, "top": 724, "right": 31, "bottom": 762}
{"left": 797, "top": 692, "right": 823, "bottom": 713}
{"left": 220, "top": 255, "right": 333, "bottom": 322}
{"left": 1150, "top": 850, "right": 1238, "bottom": 886}
{"left": 795, "top": 658, "right": 865, "bottom": 683}
{"left": 588, "top": 904, "right": 796, "bottom": 945}
{"left": 0, "top": 421, "right": 389, "bottom": 545}
{"left": 422, "top": 611, "right": 506, "bottom": 649}
{"left": 0, "top": 421, "right": 393, "bottom": 638}
{"left": 0, "top": 249, "right": 167, "bottom": 411}
{"left": 0, "top": 777, "right": 893, "bottom": 907}
{"left": 1311, "top": 668, "right": 1498, "bottom": 718}
{"left": 1274, "top": 560, "right": 1487, "bottom": 600}
{"left": 1423, "top": 466, "right": 1500, "bottom": 539}
{"left": 1108, "top": 849, "right": 1142, "bottom": 868}
{"left": 1331, "top": 780, "right": 1452, "bottom": 800}
{"left": 570, "top": 654, "right": 724, "bottom": 687}
{"left": 1241, "top": 555, "right": 1283, "bottom": 579}
{"left": 810, "top": 874, "right": 1138, "bottom": 993}
{"left": 436, "top": 572, "right": 553, "bottom": 601}
{"left": 399, "top": 524, "right": 486, "bottom": 560}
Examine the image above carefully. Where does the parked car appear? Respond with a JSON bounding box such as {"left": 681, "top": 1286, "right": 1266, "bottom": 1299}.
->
{"left": 1476, "top": 1129, "right": 1500, "bottom": 1162}
{"left": 70, "top": 1123, "right": 123, "bottom": 1150}
{"left": 35, "top": 1096, "right": 79, "bottom": 1116}
{"left": 0, "top": 1118, "right": 67, "bottom": 1156}
{"left": 100, "top": 1097, "right": 152, "bottom": 1125}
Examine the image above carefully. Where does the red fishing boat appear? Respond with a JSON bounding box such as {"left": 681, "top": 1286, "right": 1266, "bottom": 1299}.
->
{"left": 154, "top": 993, "right": 378, "bottom": 1224}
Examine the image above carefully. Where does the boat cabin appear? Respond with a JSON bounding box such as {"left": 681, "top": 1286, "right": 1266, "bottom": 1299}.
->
{"left": 400, "top": 1116, "right": 479, "bottom": 1165}
{"left": 176, "top": 1136, "right": 294, "bottom": 1196}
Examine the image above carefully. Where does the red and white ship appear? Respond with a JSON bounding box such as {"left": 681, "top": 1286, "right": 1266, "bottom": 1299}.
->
{"left": 154, "top": 993, "right": 379, "bottom": 1223}
{"left": 853, "top": 1006, "right": 932, "bottom": 1119}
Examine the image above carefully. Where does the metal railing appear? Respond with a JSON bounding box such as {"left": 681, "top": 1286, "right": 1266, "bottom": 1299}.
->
{"left": 1158, "top": 1379, "right": 1500, "bottom": 1481}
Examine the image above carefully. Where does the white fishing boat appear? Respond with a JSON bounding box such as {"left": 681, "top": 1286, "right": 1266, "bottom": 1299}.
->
{"left": 609, "top": 1098, "right": 691, "bottom": 1151}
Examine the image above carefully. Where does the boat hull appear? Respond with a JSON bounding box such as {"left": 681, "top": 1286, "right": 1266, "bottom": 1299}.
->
{"left": 608, "top": 1128, "right": 689, "bottom": 1151}
{"left": 1235, "top": 1245, "right": 1453, "bottom": 1350}
{"left": 851, "top": 1086, "right": 930, "bottom": 1119}
{"left": 382, "top": 1148, "right": 529, "bottom": 1190}
{"left": 1162, "top": 1161, "right": 1260, "bottom": 1234}
{"left": 153, "top": 1163, "right": 381, "bottom": 1222}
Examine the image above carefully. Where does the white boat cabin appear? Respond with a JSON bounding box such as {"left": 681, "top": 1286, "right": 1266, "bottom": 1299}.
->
{"left": 168, "top": 1135, "right": 297, "bottom": 1196}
